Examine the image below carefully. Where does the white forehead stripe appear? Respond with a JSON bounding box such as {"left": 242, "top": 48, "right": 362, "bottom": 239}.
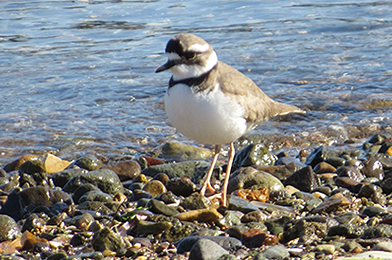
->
{"left": 166, "top": 52, "right": 181, "bottom": 60}
{"left": 188, "top": 43, "right": 209, "bottom": 53}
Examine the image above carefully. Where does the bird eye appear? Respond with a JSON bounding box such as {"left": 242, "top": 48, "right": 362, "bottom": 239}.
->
{"left": 184, "top": 52, "right": 196, "bottom": 60}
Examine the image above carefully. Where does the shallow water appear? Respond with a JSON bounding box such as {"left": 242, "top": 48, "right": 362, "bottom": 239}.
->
{"left": 1, "top": 0, "right": 392, "bottom": 164}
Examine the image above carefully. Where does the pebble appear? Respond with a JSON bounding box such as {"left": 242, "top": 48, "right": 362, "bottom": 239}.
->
{"left": 2, "top": 134, "right": 392, "bottom": 259}
{"left": 189, "top": 238, "right": 228, "bottom": 260}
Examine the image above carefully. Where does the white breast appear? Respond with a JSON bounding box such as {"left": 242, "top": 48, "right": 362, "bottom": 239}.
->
{"left": 165, "top": 83, "right": 248, "bottom": 145}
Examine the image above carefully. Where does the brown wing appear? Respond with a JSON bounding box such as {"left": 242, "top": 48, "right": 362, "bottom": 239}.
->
{"left": 209, "top": 61, "right": 303, "bottom": 128}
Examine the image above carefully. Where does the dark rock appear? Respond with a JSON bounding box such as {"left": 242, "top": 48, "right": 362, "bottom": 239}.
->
{"left": 314, "top": 162, "right": 336, "bottom": 174}
{"left": 157, "top": 191, "right": 180, "bottom": 204}
{"left": 379, "top": 177, "right": 392, "bottom": 194}
{"left": 76, "top": 201, "right": 111, "bottom": 215}
{"left": 305, "top": 146, "right": 337, "bottom": 168}
{"left": 328, "top": 224, "right": 366, "bottom": 238}
{"left": 283, "top": 218, "right": 328, "bottom": 245}
{"left": 147, "top": 199, "right": 179, "bottom": 216}
{"left": 362, "top": 224, "right": 392, "bottom": 239}
{"left": 63, "top": 169, "right": 123, "bottom": 196}
{"left": 78, "top": 190, "right": 113, "bottom": 203}
{"left": 334, "top": 177, "right": 363, "bottom": 193}
{"left": 358, "top": 184, "right": 385, "bottom": 204}
{"left": 234, "top": 143, "right": 277, "bottom": 167}
{"left": 74, "top": 154, "right": 103, "bottom": 171}
{"left": 241, "top": 228, "right": 278, "bottom": 248}
{"left": 362, "top": 156, "right": 384, "bottom": 180}
{"left": 362, "top": 206, "right": 387, "bottom": 217}
{"left": 52, "top": 168, "right": 87, "bottom": 188}
{"left": 153, "top": 173, "right": 170, "bottom": 185}
{"left": 132, "top": 189, "right": 152, "bottom": 201}
{"left": 92, "top": 226, "right": 125, "bottom": 252}
{"left": 131, "top": 220, "right": 172, "bottom": 236}
{"left": 73, "top": 183, "right": 101, "bottom": 203}
{"left": 142, "top": 161, "right": 211, "bottom": 179}
{"left": 0, "top": 214, "right": 21, "bottom": 242}
{"left": 283, "top": 166, "right": 320, "bottom": 192}
{"left": 142, "top": 180, "right": 167, "bottom": 198}
{"left": 166, "top": 177, "right": 196, "bottom": 197}
{"left": 324, "top": 157, "right": 346, "bottom": 168}
{"left": 180, "top": 192, "right": 211, "bottom": 210}
{"left": 335, "top": 166, "right": 365, "bottom": 182}
{"left": 21, "top": 213, "right": 45, "bottom": 233}
{"left": 18, "top": 159, "right": 46, "bottom": 174}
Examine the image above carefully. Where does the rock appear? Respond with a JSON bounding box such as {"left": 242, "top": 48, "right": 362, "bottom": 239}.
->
{"left": 78, "top": 190, "right": 113, "bottom": 203}
{"left": 189, "top": 238, "right": 228, "bottom": 260}
{"left": 175, "top": 236, "right": 242, "bottom": 253}
{"left": 157, "top": 191, "right": 180, "bottom": 205}
{"left": 283, "top": 166, "right": 320, "bottom": 192}
{"left": 3, "top": 155, "right": 39, "bottom": 173}
{"left": 314, "top": 162, "right": 336, "bottom": 174}
{"left": 63, "top": 169, "right": 123, "bottom": 196}
{"left": 175, "top": 208, "right": 222, "bottom": 222}
{"left": 0, "top": 214, "right": 21, "bottom": 242}
{"left": 283, "top": 218, "right": 329, "bottom": 245}
{"left": 132, "top": 220, "right": 172, "bottom": 236}
{"left": 335, "top": 166, "right": 365, "bottom": 182}
{"left": 362, "top": 206, "right": 387, "bottom": 217}
{"left": 64, "top": 213, "right": 95, "bottom": 229}
{"left": 153, "top": 172, "right": 170, "bottom": 185}
{"left": 52, "top": 168, "right": 87, "bottom": 188}
{"left": 102, "top": 160, "right": 141, "bottom": 181}
{"left": 42, "top": 154, "right": 71, "bottom": 174}
{"left": 255, "top": 244, "right": 290, "bottom": 260}
{"left": 362, "top": 224, "right": 392, "bottom": 239}
{"left": 328, "top": 224, "right": 365, "bottom": 238}
{"left": 180, "top": 192, "right": 212, "bottom": 210}
{"left": 311, "top": 193, "right": 351, "bottom": 214}
{"left": 18, "top": 159, "right": 46, "bottom": 175}
{"left": 241, "top": 210, "right": 268, "bottom": 223}
{"left": 228, "top": 195, "right": 260, "bottom": 213}
{"left": 142, "top": 180, "right": 167, "bottom": 198}
{"left": 314, "top": 244, "right": 335, "bottom": 254}
{"left": 74, "top": 154, "right": 103, "bottom": 171}
{"left": 305, "top": 146, "right": 338, "bottom": 168}
{"left": 241, "top": 229, "right": 278, "bottom": 248}
{"left": 372, "top": 241, "right": 392, "bottom": 252}
{"left": 147, "top": 199, "right": 179, "bottom": 216}
{"left": 76, "top": 201, "right": 111, "bottom": 215}
{"left": 142, "top": 161, "right": 211, "bottom": 179}
{"left": 92, "top": 227, "right": 125, "bottom": 252}
{"left": 21, "top": 213, "right": 45, "bottom": 233}
{"left": 166, "top": 177, "right": 196, "bottom": 197}
{"left": 234, "top": 143, "right": 277, "bottom": 167}
{"left": 227, "top": 167, "right": 286, "bottom": 199}
{"left": 161, "top": 142, "right": 212, "bottom": 161}
{"left": 362, "top": 156, "right": 384, "bottom": 180}
{"left": 379, "top": 177, "right": 392, "bottom": 194}
{"left": 358, "top": 184, "right": 384, "bottom": 204}
{"left": 72, "top": 183, "right": 101, "bottom": 203}
{"left": 216, "top": 211, "right": 242, "bottom": 228}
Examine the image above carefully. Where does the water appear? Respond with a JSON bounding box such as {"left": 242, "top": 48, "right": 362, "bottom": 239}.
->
{"left": 1, "top": 0, "right": 392, "bottom": 164}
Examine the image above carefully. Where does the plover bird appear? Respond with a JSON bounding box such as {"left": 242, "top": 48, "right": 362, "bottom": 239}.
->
{"left": 156, "top": 33, "right": 304, "bottom": 206}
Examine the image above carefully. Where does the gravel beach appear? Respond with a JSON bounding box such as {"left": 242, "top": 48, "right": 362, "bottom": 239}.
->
{"left": 1, "top": 131, "right": 392, "bottom": 259}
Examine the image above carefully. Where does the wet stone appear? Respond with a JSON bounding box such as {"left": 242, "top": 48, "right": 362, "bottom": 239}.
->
{"left": 147, "top": 199, "right": 179, "bottom": 216}
{"left": 233, "top": 143, "right": 277, "bottom": 167}
{"left": 132, "top": 189, "right": 152, "bottom": 201}
{"left": 142, "top": 161, "right": 211, "bottom": 179}
{"left": 0, "top": 214, "right": 21, "bottom": 242}
{"left": 132, "top": 220, "right": 172, "bottom": 236}
{"left": 161, "top": 142, "right": 212, "bottom": 161}
{"left": 3, "top": 154, "right": 39, "bottom": 173}
{"left": 78, "top": 190, "right": 113, "bottom": 203}
{"left": 73, "top": 183, "right": 101, "bottom": 203}
{"left": 241, "top": 229, "right": 278, "bottom": 248}
{"left": 76, "top": 201, "right": 111, "bottom": 215}
{"left": 52, "top": 168, "right": 87, "bottom": 188}
{"left": 175, "top": 208, "right": 222, "bottom": 222}
{"left": 180, "top": 192, "right": 211, "bottom": 210}
{"left": 157, "top": 191, "right": 180, "bottom": 204}
{"left": 334, "top": 177, "right": 362, "bottom": 193}
{"left": 358, "top": 184, "right": 385, "bottom": 204}
{"left": 362, "top": 224, "right": 392, "bottom": 239}
{"left": 311, "top": 193, "right": 351, "bottom": 214}
{"left": 92, "top": 227, "right": 125, "bottom": 252}
{"left": 102, "top": 160, "right": 141, "bottom": 181}
{"left": 241, "top": 210, "right": 268, "bottom": 223}
{"left": 63, "top": 169, "right": 123, "bottom": 196}
{"left": 228, "top": 195, "right": 260, "bottom": 213}
{"left": 153, "top": 172, "right": 170, "bottom": 185}
{"left": 305, "top": 146, "right": 338, "bottom": 168}
{"left": 283, "top": 166, "right": 320, "bottom": 192}
{"left": 362, "top": 206, "right": 387, "bottom": 217}
{"left": 142, "top": 179, "right": 167, "bottom": 198}
{"left": 328, "top": 224, "right": 366, "bottom": 238}
{"left": 21, "top": 213, "right": 45, "bottom": 233}
{"left": 362, "top": 156, "right": 384, "bottom": 180}
{"left": 314, "top": 162, "right": 336, "bottom": 174}
{"left": 74, "top": 154, "right": 103, "bottom": 171}
{"left": 166, "top": 177, "right": 196, "bottom": 197}
{"left": 18, "top": 159, "right": 46, "bottom": 175}
{"left": 335, "top": 166, "right": 365, "bottom": 182}
{"left": 228, "top": 167, "right": 286, "bottom": 199}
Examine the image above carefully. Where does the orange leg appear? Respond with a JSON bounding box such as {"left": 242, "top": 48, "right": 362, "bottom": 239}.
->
{"left": 200, "top": 145, "right": 221, "bottom": 196}
{"left": 221, "top": 142, "right": 235, "bottom": 207}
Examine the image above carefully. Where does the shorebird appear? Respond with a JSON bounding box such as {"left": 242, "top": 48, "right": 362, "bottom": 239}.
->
{"left": 156, "top": 34, "right": 304, "bottom": 206}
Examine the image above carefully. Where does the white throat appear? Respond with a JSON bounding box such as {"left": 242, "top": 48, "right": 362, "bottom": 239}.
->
{"left": 168, "top": 51, "right": 218, "bottom": 81}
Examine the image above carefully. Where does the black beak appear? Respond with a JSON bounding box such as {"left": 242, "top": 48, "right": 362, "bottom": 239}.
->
{"left": 155, "top": 60, "right": 177, "bottom": 73}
